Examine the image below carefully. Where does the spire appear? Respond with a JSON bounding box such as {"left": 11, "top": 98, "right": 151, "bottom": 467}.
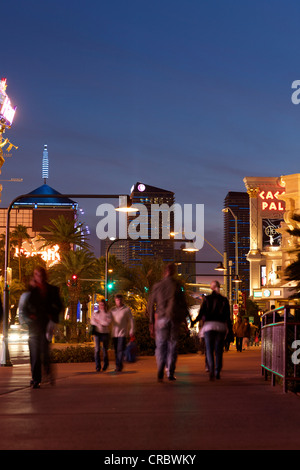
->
{"left": 42, "top": 144, "right": 49, "bottom": 184}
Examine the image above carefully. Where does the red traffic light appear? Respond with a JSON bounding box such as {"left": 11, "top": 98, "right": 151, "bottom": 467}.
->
{"left": 70, "top": 274, "right": 78, "bottom": 286}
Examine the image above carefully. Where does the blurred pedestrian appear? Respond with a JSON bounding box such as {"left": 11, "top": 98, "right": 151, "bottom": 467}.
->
{"left": 224, "top": 320, "right": 234, "bottom": 352}
{"left": 147, "top": 263, "right": 190, "bottom": 382}
{"left": 233, "top": 315, "right": 244, "bottom": 352}
{"left": 110, "top": 294, "right": 134, "bottom": 372}
{"left": 254, "top": 330, "right": 260, "bottom": 346}
{"left": 90, "top": 299, "right": 112, "bottom": 372}
{"left": 19, "top": 277, "right": 36, "bottom": 324}
{"left": 192, "top": 280, "right": 231, "bottom": 380}
{"left": 20, "top": 266, "right": 63, "bottom": 388}
{"left": 242, "top": 317, "right": 251, "bottom": 350}
{"left": 249, "top": 323, "right": 256, "bottom": 346}
{"left": 125, "top": 335, "right": 138, "bottom": 363}
{"left": 0, "top": 294, "right": 3, "bottom": 324}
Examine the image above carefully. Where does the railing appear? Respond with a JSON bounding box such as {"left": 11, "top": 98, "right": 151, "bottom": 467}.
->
{"left": 261, "top": 305, "right": 300, "bottom": 393}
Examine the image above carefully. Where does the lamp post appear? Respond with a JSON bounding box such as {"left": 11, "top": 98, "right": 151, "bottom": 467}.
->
{"left": 223, "top": 207, "right": 240, "bottom": 304}
{"left": 105, "top": 237, "right": 120, "bottom": 300}
{"left": 1, "top": 192, "right": 135, "bottom": 367}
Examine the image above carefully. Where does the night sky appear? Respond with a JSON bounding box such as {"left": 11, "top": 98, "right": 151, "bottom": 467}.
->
{"left": 1, "top": 1, "right": 300, "bottom": 273}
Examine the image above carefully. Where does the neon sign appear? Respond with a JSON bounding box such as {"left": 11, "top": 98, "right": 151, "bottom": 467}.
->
{"left": 0, "top": 78, "right": 16, "bottom": 126}
{"left": 15, "top": 245, "right": 60, "bottom": 264}
{"left": 0, "top": 96, "right": 16, "bottom": 125}
{"left": 259, "top": 190, "right": 285, "bottom": 211}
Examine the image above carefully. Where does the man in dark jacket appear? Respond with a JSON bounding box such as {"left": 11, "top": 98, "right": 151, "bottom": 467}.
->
{"left": 23, "top": 267, "right": 63, "bottom": 388}
{"left": 192, "top": 280, "right": 231, "bottom": 380}
{"left": 147, "top": 263, "right": 190, "bottom": 382}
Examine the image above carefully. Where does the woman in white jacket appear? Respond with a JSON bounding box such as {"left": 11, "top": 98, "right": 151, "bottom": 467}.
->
{"left": 90, "top": 299, "right": 112, "bottom": 372}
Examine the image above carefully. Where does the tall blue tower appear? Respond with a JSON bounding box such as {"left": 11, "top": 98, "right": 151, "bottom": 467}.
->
{"left": 42, "top": 144, "right": 49, "bottom": 184}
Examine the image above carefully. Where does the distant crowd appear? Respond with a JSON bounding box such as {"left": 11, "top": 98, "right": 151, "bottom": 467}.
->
{"left": 9, "top": 263, "right": 262, "bottom": 389}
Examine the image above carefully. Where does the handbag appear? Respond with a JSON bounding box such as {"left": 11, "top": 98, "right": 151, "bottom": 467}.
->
{"left": 46, "top": 320, "right": 57, "bottom": 342}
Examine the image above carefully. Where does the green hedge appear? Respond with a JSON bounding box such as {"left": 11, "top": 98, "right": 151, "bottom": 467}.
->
{"left": 50, "top": 345, "right": 95, "bottom": 363}
{"left": 50, "top": 314, "right": 198, "bottom": 362}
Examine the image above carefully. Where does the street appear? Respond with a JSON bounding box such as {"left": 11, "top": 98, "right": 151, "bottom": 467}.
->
{"left": 1, "top": 349, "right": 300, "bottom": 450}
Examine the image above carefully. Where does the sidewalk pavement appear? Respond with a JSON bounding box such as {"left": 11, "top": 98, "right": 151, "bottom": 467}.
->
{"left": 1, "top": 347, "right": 300, "bottom": 450}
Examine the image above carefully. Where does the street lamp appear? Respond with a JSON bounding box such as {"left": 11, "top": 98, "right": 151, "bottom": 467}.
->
{"left": 105, "top": 237, "right": 197, "bottom": 300}
{"left": 105, "top": 237, "right": 120, "bottom": 300}
{"left": 215, "top": 262, "right": 225, "bottom": 272}
{"left": 115, "top": 195, "right": 138, "bottom": 213}
{"left": 182, "top": 242, "right": 199, "bottom": 252}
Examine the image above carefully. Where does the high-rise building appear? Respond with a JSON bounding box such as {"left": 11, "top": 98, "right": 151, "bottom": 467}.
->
{"left": 101, "top": 238, "right": 127, "bottom": 264}
{"left": 126, "top": 182, "right": 175, "bottom": 267}
{"left": 174, "top": 246, "right": 196, "bottom": 291}
{"left": 224, "top": 191, "right": 250, "bottom": 296}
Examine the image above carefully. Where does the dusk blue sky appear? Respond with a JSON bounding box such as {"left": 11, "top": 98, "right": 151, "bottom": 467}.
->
{"left": 1, "top": 1, "right": 300, "bottom": 270}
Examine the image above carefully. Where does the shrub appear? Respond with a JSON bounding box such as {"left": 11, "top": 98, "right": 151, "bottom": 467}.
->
{"left": 133, "top": 314, "right": 156, "bottom": 356}
{"left": 50, "top": 345, "right": 95, "bottom": 363}
{"left": 133, "top": 313, "right": 198, "bottom": 356}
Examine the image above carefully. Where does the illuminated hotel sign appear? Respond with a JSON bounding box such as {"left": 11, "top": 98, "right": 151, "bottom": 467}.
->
{"left": 259, "top": 190, "right": 285, "bottom": 211}
{"left": 0, "top": 78, "right": 16, "bottom": 126}
{"left": 15, "top": 245, "right": 60, "bottom": 264}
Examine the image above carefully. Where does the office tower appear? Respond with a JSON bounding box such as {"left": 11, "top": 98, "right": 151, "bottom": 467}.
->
{"left": 101, "top": 238, "right": 127, "bottom": 264}
{"left": 224, "top": 191, "right": 250, "bottom": 295}
{"left": 127, "top": 182, "right": 175, "bottom": 267}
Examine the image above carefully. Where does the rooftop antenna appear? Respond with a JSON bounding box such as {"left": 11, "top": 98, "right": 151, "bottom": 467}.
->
{"left": 42, "top": 144, "right": 49, "bottom": 184}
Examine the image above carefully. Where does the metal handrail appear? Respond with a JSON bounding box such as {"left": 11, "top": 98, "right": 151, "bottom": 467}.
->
{"left": 261, "top": 305, "right": 300, "bottom": 393}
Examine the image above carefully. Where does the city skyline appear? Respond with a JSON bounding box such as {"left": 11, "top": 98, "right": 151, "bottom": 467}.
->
{"left": 1, "top": 1, "right": 300, "bottom": 270}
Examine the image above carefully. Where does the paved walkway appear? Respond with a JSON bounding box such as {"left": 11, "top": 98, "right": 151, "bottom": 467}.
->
{"left": 1, "top": 347, "right": 300, "bottom": 450}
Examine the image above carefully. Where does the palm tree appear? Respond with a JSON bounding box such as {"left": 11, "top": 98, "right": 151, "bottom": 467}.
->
{"left": 0, "top": 277, "right": 26, "bottom": 325}
{"left": 116, "top": 258, "right": 170, "bottom": 311}
{"left": 10, "top": 225, "right": 31, "bottom": 280}
{"left": 121, "top": 257, "right": 165, "bottom": 299}
{"left": 42, "top": 214, "right": 90, "bottom": 253}
{"left": 48, "top": 249, "right": 98, "bottom": 324}
{"left": 284, "top": 214, "right": 300, "bottom": 299}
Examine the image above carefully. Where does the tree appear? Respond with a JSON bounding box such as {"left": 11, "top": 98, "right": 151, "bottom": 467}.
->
{"left": 118, "top": 258, "right": 192, "bottom": 312}
{"left": 0, "top": 277, "right": 25, "bottom": 325}
{"left": 119, "top": 257, "right": 166, "bottom": 310}
{"left": 42, "top": 215, "right": 90, "bottom": 253}
{"left": 284, "top": 214, "right": 300, "bottom": 299}
{"left": 48, "top": 249, "right": 98, "bottom": 323}
{"left": 10, "top": 225, "right": 31, "bottom": 280}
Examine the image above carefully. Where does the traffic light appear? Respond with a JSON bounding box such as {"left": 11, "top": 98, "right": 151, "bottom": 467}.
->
{"left": 238, "top": 290, "right": 243, "bottom": 307}
{"left": 107, "top": 282, "right": 114, "bottom": 291}
{"left": 71, "top": 274, "right": 78, "bottom": 287}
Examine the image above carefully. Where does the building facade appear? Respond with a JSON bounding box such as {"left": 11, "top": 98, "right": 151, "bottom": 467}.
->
{"left": 0, "top": 183, "right": 77, "bottom": 267}
{"left": 244, "top": 173, "right": 300, "bottom": 309}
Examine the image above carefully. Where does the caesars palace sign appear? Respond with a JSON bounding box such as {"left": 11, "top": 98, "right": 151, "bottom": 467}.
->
{"left": 259, "top": 189, "right": 285, "bottom": 211}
